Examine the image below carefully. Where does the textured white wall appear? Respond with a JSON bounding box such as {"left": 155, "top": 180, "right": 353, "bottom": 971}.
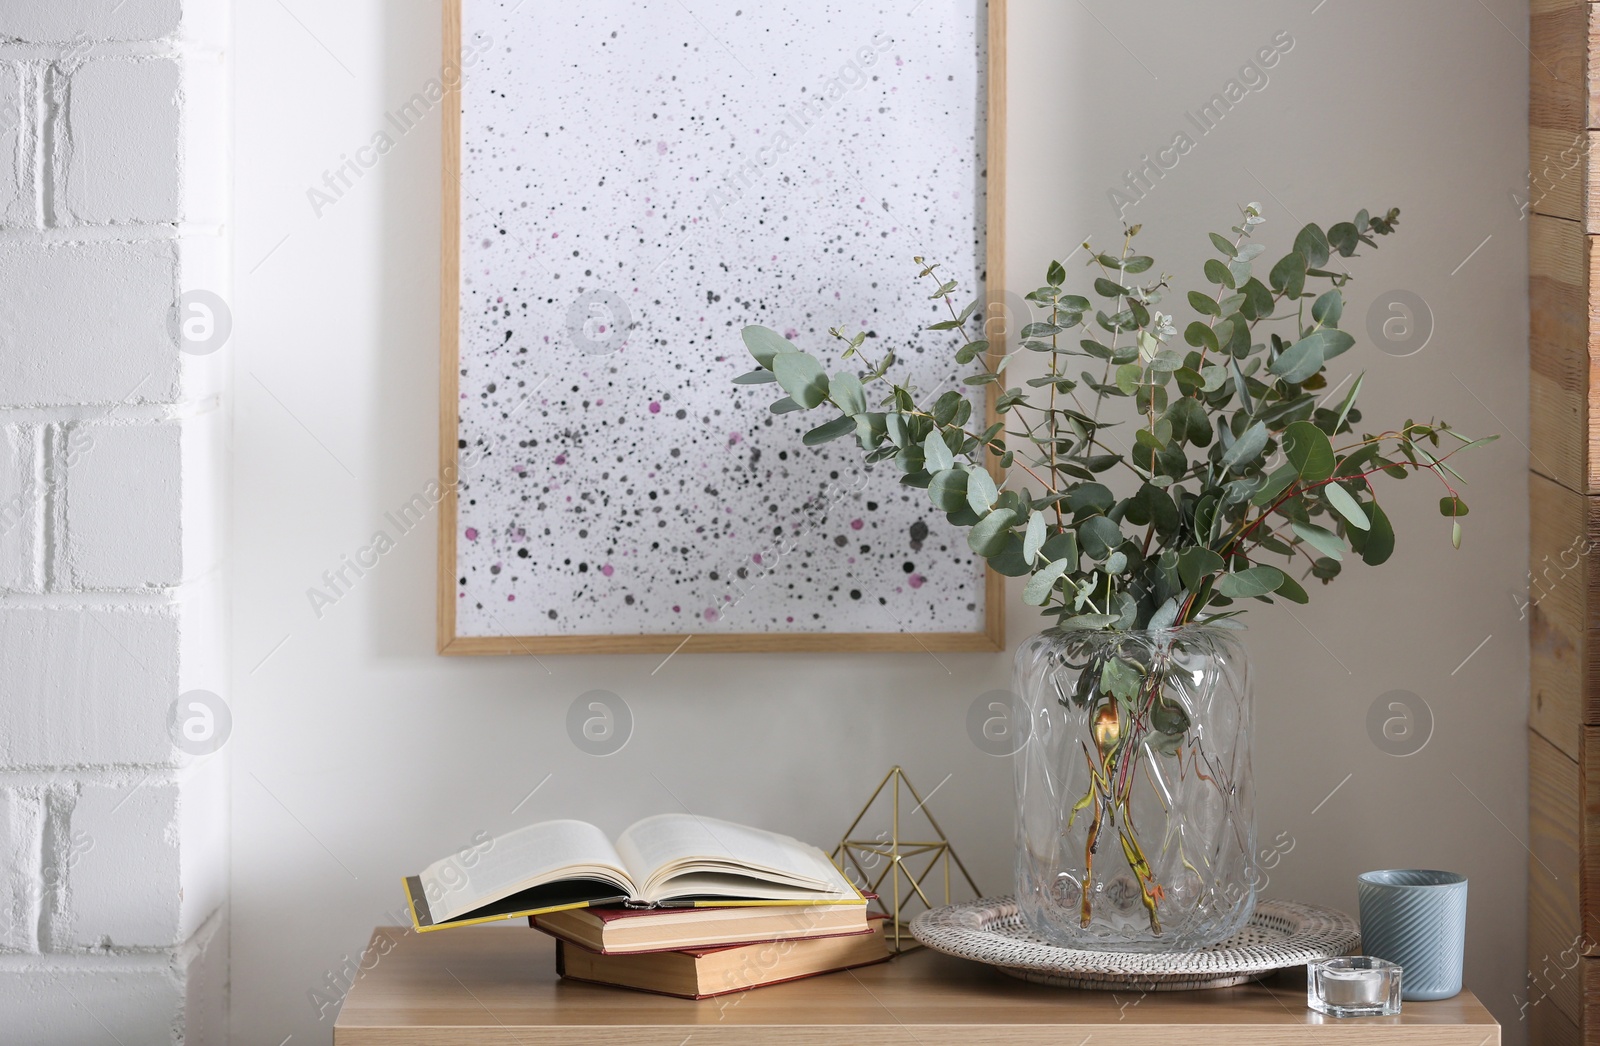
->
{"left": 0, "top": 0, "right": 231, "bottom": 1043}
{"left": 232, "top": 2, "right": 1530, "bottom": 1045}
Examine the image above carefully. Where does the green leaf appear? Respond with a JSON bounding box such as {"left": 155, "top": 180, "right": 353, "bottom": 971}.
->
{"left": 1024, "top": 511, "right": 1047, "bottom": 564}
{"left": 1068, "top": 483, "right": 1115, "bottom": 517}
{"left": 1101, "top": 657, "right": 1143, "bottom": 705}
{"left": 773, "top": 352, "right": 829, "bottom": 408}
{"left": 1328, "top": 222, "right": 1360, "bottom": 256}
{"left": 802, "top": 415, "right": 856, "bottom": 446}
{"left": 966, "top": 467, "right": 999, "bottom": 514}
{"left": 1047, "top": 260, "right": 1066, "bottom": 287}
{"left": 955, "top": 339, "right": 990, "bottom": 364}
{"left": 1095, "top": 277, "right": 1129, "bottom": 298}
{"left": 770, "top": 396, "right": 803, "bottom": 414}
{"left": 734, "top": 369, "right": 777, "bottom": 385}
{"left": 1275, "top": 573, "right": 1310, "bottom": 604}
{"left": 1294, "top": 224, "right": 1331, "bottom": 269}
{"left": 1209, "top": 232, "right": 1238, "bottom": 258}
{"left": 1351, "top": 501, "right": 1395, "bottom": 565}
{"left": 1188, "top": 291, "right": 1222, "bottom": 317}
{"left": 1239, "top": 277, "right": 1275, "bottom": 321}
{"left": 1303, "top": 327, "right": 1356, "bottom": 361}
{"left": 1283, "top": 421, "right": 1335, "bottom": 482}
{"left": 1452, "top": 519, "right": 1463, "bottom": 549}
{"left": 1440, "top": 495, "right": 1469, "bottom": 517}
{"left": 968, "top": 507, "right": 1017, "bottom": 557}
{"left": 885, "top": 414, "right": 908, "bottom": 448}
{"left": 1178, "top": 547, "right": 1225, "bottom": 589}
{"left": 1268, "top": 337, "right": 1325, "bottom": 385}
{"left": 1185, "top": 321, "right": 1220, "bottom": 354}
{"left": 1312, "top": 290, "right": 1344, "bottom": 328}
{"left": 1333, "top": 373, "right": 1364, "bottom": 433}
{"left": 1221, "top": 421, "right": 1269, "bottom": 473}
{"left": 1023, "top": 557, "right": 1073, "bottom": 606}
{"left": 988, "top": 534, "right": 1033, "bottom": 577}
{"left": 1323, "top": 482, "right": 1370, "bottom": 531}
{"left": 1122, "top": 256, "right": 1155, "bottom": 274}
{"left": 1060, "top": 613, "right": 1118, "bottom": 631}
{"left": 1269, "top": 252, "right": 1307, "bottom": 298}
{"left": 1204, "top": 258, "right": 1236, "bottom": 289}
{"left": 829, "top": 371, "right": 866, "bottom": 415}
{"left": 1215, "top": 565, "right": 1286, "bottom": 598}
{"left": 1078, "top": 515, "right": 1124, "bottom": 561}
{"left": 928, "top": 468, "right": 969, "bottom": 512}
{"left": 922, "top": 430, "right": 954, "bottom": 473}
{"left": 1252, "top": 464, "right": 1298, "bottom": 506}
{"left": 1291, "top": 521, "right": 1345, "bottom": 561}
{"left": 741, "top": 325, "right": 799, "bottom": 369}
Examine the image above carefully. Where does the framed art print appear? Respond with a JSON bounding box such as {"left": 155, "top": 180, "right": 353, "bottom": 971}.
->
{"left": 439, "top": 0, "right": 1007, "bottom": 653}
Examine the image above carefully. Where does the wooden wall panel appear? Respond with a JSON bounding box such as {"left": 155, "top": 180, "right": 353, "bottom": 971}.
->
{"left": 1532, "top": 732, "right": 1584, "bottom": 1026}
{"left": 1533, "top": 999, "right": 1584, "bottom": 1046}
{"left": 1529, "top": 473, "right": 1597, "bottom": 760}
{"left": 1531, "top": 0, "right": 1585, "bottom": 133}
{"left": 1530, "top": 3, "right": 1596, "bottom": 1044}
{"left": 1530, "top": 216, "right": 1591, "bottom": 493}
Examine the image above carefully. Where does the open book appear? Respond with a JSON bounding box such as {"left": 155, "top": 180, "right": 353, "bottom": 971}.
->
{"left": 403, "top": 814, "right": 862, "bottom": 932}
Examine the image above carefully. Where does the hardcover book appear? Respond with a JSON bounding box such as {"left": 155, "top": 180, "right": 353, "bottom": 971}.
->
{"left": 532, "top": 900, "right": 871, "bottom": 955}
{"left": 556, "top": 915, "right": 892, "bottom": 999}
{"left": 403, "top": 814, "right": 862, "bottom": 932}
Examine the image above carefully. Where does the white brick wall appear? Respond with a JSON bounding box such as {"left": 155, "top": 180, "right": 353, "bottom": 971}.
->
{"left": 0, "top": 1, "right": 230, "bottom": 1042}
{"left": 0, "top": 240, "right": 183, "bottom": 405}
{"left": 62, "top": 58, "right": 184, "bottom": 225}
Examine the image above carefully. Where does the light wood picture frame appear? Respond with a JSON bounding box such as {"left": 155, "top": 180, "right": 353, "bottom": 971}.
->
{"left": 439, "top": 0, "right": 1008, "bottom": 655}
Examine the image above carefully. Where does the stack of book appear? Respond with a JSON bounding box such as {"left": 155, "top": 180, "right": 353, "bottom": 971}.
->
{"left": 404, "top": 813, "right": 890, "bottom": 999}
{"left": 535, "top": 901, "right": 887, "bottom": 998}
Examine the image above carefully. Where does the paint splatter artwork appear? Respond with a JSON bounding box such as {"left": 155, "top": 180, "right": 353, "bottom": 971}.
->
{"left": 452, "top": 0, "right": 990, "bottom": 640}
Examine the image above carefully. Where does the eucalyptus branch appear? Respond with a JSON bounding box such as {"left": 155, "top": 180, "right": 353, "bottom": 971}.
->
{"left": 738, "top": 202, "right": 1487, "bottom": 634}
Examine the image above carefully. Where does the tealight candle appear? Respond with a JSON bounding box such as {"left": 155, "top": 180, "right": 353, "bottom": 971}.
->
{"left": 1308, "top": 957, "right": 1402, "bottom": 1018}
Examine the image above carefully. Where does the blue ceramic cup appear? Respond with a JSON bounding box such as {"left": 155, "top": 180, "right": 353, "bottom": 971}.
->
{"left": 1356, "top": 869, "right": 1468, "bottom": 1001}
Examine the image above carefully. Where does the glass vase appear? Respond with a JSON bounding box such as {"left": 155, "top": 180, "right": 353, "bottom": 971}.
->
{"left": 1013, "top": 625, "right": 1255, "bottom": 952}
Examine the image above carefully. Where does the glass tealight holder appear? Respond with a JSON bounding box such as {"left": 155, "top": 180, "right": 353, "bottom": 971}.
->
{"left": 1307, "top": 957, "right": 1403, "bottom": 1017}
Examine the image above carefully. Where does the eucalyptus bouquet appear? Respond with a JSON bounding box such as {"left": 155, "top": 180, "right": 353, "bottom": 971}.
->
{"left": 736, "top": 204, "right": 1490, "bottom": 938}
{"left": 736, "top": 205, "right": 1489, "bottom": 646}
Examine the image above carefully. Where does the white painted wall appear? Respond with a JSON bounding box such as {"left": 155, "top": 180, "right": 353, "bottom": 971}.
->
{"left": 233, "top": 2, "right": 1531, "bottom": 1045}
{"left": 0, "top": 0, "right": 231, "bottom": 1042}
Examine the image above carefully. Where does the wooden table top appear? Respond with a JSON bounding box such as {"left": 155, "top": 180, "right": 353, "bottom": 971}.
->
{"left": 333, "top": 925, "right": 1501, "bottom": 1045}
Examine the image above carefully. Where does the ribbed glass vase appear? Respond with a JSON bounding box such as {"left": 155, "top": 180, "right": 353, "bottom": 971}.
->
{"left": 1013, "top": 625, "right": 1255, "bottom": 952}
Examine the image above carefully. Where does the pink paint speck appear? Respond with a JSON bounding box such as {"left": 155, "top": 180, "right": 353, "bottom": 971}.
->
{"left": 554, "top": 454, "right": 567, "bottom": 465}
{"left": 464, "top": 527, "right": 478, "bottom": 541}
{"left": 909, "top": 574, "right": 926, "bottom": 589}
{"left": 727, "top": 432, "right": 743, "bottom": 446}
{"left": 507, "top": 594, "right": 516, "bottom": 601}
{"left": 673, "top": 605, "right": 681, "bottom": 613}
{"left": 786, "top": 616, "right": 794, "bottom": 623}
{"left": 601, "top": 564, "right": 614, "bottom": 577}
{"left": 657, "top": 141, "right": 669, "bottom": 154}
{"left": 850, "top": 518, "right": 864, "bottom": 530}
{"left": 783, "top": 328, "right": 799, "bottom": 340}
{"left": 649, "top": 401, "right": 662, "bottom": 413}
{"left": 704, "top": 608, "right": 719, "bottom": 622}
{"left": 751, "top": 553, "right": 763, "bottom": 564}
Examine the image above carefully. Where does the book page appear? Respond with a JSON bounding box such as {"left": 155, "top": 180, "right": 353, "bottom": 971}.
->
{"left": 615, "top": 814, "right": 852, "bottom": 902}
{"left": 421, "top": 820, "right": 633, "bottom": 923}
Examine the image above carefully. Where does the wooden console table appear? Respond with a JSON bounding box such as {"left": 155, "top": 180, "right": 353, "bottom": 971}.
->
{"left": 333, "top": 926, "right": 1501, "bottom": 1044}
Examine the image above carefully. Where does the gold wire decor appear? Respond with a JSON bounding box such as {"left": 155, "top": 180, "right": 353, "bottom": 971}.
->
{"left": 831, "top": 766, "right": 982, "bottom": 953}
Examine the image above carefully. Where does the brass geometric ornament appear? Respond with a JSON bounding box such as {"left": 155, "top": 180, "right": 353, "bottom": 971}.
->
{"left": 831, "top": 765, "right": 982, "bottom": 953}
